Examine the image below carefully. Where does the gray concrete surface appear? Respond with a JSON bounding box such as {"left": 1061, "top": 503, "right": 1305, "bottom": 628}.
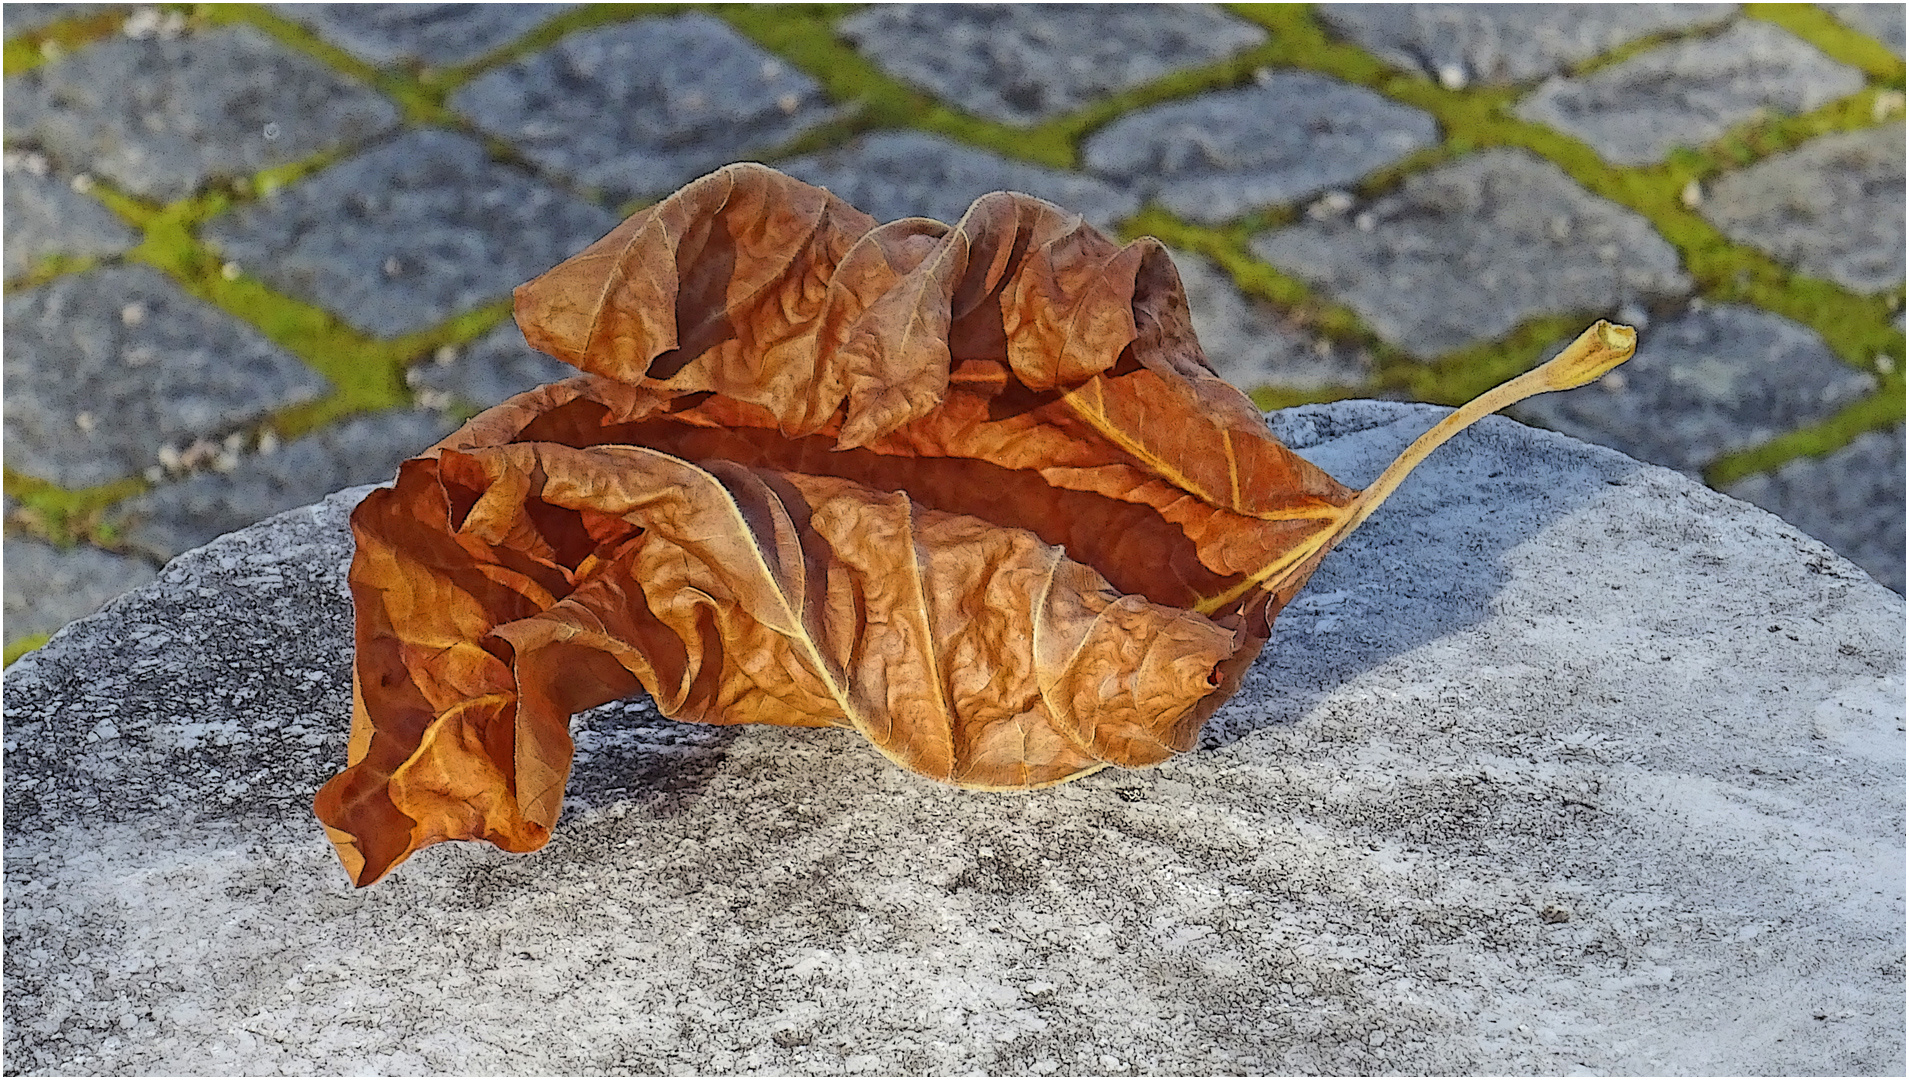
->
{"left": 1511, "top": 301, "right": 1878, "bottom": 475}
{"left": 4, "top": 401, "right": 1900, "bottom": 1075}
{"left": 1700, "top": 122, "right": 1908, "bottom": 294}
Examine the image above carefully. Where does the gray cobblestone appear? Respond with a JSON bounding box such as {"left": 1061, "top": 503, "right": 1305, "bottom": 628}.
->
{"left": 2, "top": 155, "right": 138, "bottom": 280}
{"left": 1317, "top": 4, "right": 1737, "bottom": 88}
{"left": 2, "top": 23, "right": 400, "bottom": 202}
{"left": 272, "top": 3, "right": 574, "bottom": 68}
{"left": 450, "top": 13, "right": 833, "bottom": 204}
{"left": 1171, "top": 250, "right": 1374, "bottom": 393}
{"left": 838, "top": 4, "right": 1266, "bottom": 126}
{"left": 1250, "top": 148, "right": 1691, "bottom": 359}
{"left": 779, "top": 130, "right": 1138, "bottom": 230}
{"left": 110, "top": 408, "right": 455, "bottom": 561}
{"left": 3, "top": 264, "right": 330, "bottom": 489}
{"left": 1515, "top": 20, "right": 1867, "bottom": 166}
{"left": 1725, "top": 426, "right": 1905, "bottom": 593}
{"left": 2, "top": 538, "right": 156, "bottom": 642}
{"left": 1827, "top": 3, "right": 1906, "bottom": 58}
{"left": 1699, "top": 123, "right": 1906, "bottom": 294}
{"left": 1512, "top": 301, "right": 1877, "bottom": 475}
{"left": 410, "top": 317, "right": 576, "bottom": 413}
{"left": 1081, "top": 72, "right": 1438, "bottom": 225}
{"left": 203, "top": 128, "right": 617, "bottom": 339}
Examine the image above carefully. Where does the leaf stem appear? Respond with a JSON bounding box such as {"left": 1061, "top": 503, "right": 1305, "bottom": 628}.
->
{"left": 1194, "top": 320, "right": 1636, "bottom": 616}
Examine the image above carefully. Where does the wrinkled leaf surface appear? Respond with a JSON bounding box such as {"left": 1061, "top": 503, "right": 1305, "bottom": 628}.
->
{"left": 315, "top": 163, "right": 1635, "bottom": 885}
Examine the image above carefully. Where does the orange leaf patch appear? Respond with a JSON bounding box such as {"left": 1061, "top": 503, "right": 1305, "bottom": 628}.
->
{"left": 314, "top": 163, "right": 1636, "bottom": 885}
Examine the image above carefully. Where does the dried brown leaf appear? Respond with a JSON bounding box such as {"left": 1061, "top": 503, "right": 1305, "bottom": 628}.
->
{"left": 315, "top": 163, "right": 1636, "bottom": 885}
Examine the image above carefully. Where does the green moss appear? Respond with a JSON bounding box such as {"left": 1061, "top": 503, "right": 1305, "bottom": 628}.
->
{"left": 1123, "top": 206, "right": 1368, "bottom": 343}
{"left": 1748, "top": 2, "right": 1907, "bottom": 85}
{"left": 196, "top": 4, "right": 455, "bottom": 127}
{"left": 716, "top": 4, "right": 1312, "bottom": 171}
{"left": 1190, "top": 2, "right": 1907, "bottom": 471}
{"left": 713, "top": 4, "right": 1080, "bottom": 168}
{"left": 1563, "top": 14, "right": 1739, "bottom": 78}
{"left": 5, "top": 252, "right": 111, "bottom": 293}
{"left": 2, "top": 6, "right": 125, "bottom": 76}
{"left": 425, "top": 4, "right": 692, "bottom": 93}
{"left": 1248, "top": 384, "right": 1365, "bottom": 413}
{"left": 1706, "top": 373, "right": 1907, "bottom": 486}
{"left": 5, "top": 634, "right": 53, "bottom": 667}
{"left": 2, "top": 470, "right": 147, "bottom": 547}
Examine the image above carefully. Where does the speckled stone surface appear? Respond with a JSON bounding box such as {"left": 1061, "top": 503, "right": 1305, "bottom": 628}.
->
{"left": 1250, "top": 149, "right": 1691, "bottom": 359}
{"left": 1511, "top": 302, "right": 1877, "bottom": 475}
{"left": 1515, "top": 20, "right": 1866, "bottom": 165}
{"left": 779, "top": 131, "right": 1138, "bottom": 230}
{"left": 3, "top": 264, "right": 330, "bottom": 489}
{"left": 2, "top": 23, "right": 399, "bottom": 201}
{"left": 1726, "top": 425, "right": 1906, "bottom": 594}
{"left": 451, "top": 13, "right": 834, "bottom": 203}
{"left": 272, "top": 3, "right": 575, "bottom": 67}
{"left": 1316, "top": 4, "right": 1738, "bottom": 88}
{"left": 107, "top": 409, "right": 456, "bottom": 562}
{"left": 4, "top": 402, "right": 1900, "bottom": 1075}
{"left": 202, "top": 129, "right": 617, "bottom": 339}
{"left": 1699, "top": 123, "right": 1907, "bottom": 294}
{"left": 838, "top": 4, "right": 1267, "bottom": 126}
{"left": 2, "top": 157, "right": 138, "bottom": 280}
{"left": 1081, "top": 73, "right": 1439, "bottom": 225}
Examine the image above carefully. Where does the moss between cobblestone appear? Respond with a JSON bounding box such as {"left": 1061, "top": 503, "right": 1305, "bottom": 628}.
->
{"left": 2, "top": 470, "right": 143, "bottom": 551}
{"left": 714, "top": 3, "right": 1079, "bottom": 168}
{"left": 1, "top": 7, "right": 124, "bottom": 77}
{"left": 3, "top": 1, "right": 1903, "bottom": 580}
{"left": 1217, "top": 2, "right": 1905, "bottom": 465}
{"left": 1753, "top": 2, "right": 1908, "bottom": 83}
{"left": 195, "top": 4, "right": 451, "bottom": 129}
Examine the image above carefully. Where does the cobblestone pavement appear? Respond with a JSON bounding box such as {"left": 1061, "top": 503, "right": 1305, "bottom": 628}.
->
{"left": 5, "top": 4, "right": 1904, "bottom": 664}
